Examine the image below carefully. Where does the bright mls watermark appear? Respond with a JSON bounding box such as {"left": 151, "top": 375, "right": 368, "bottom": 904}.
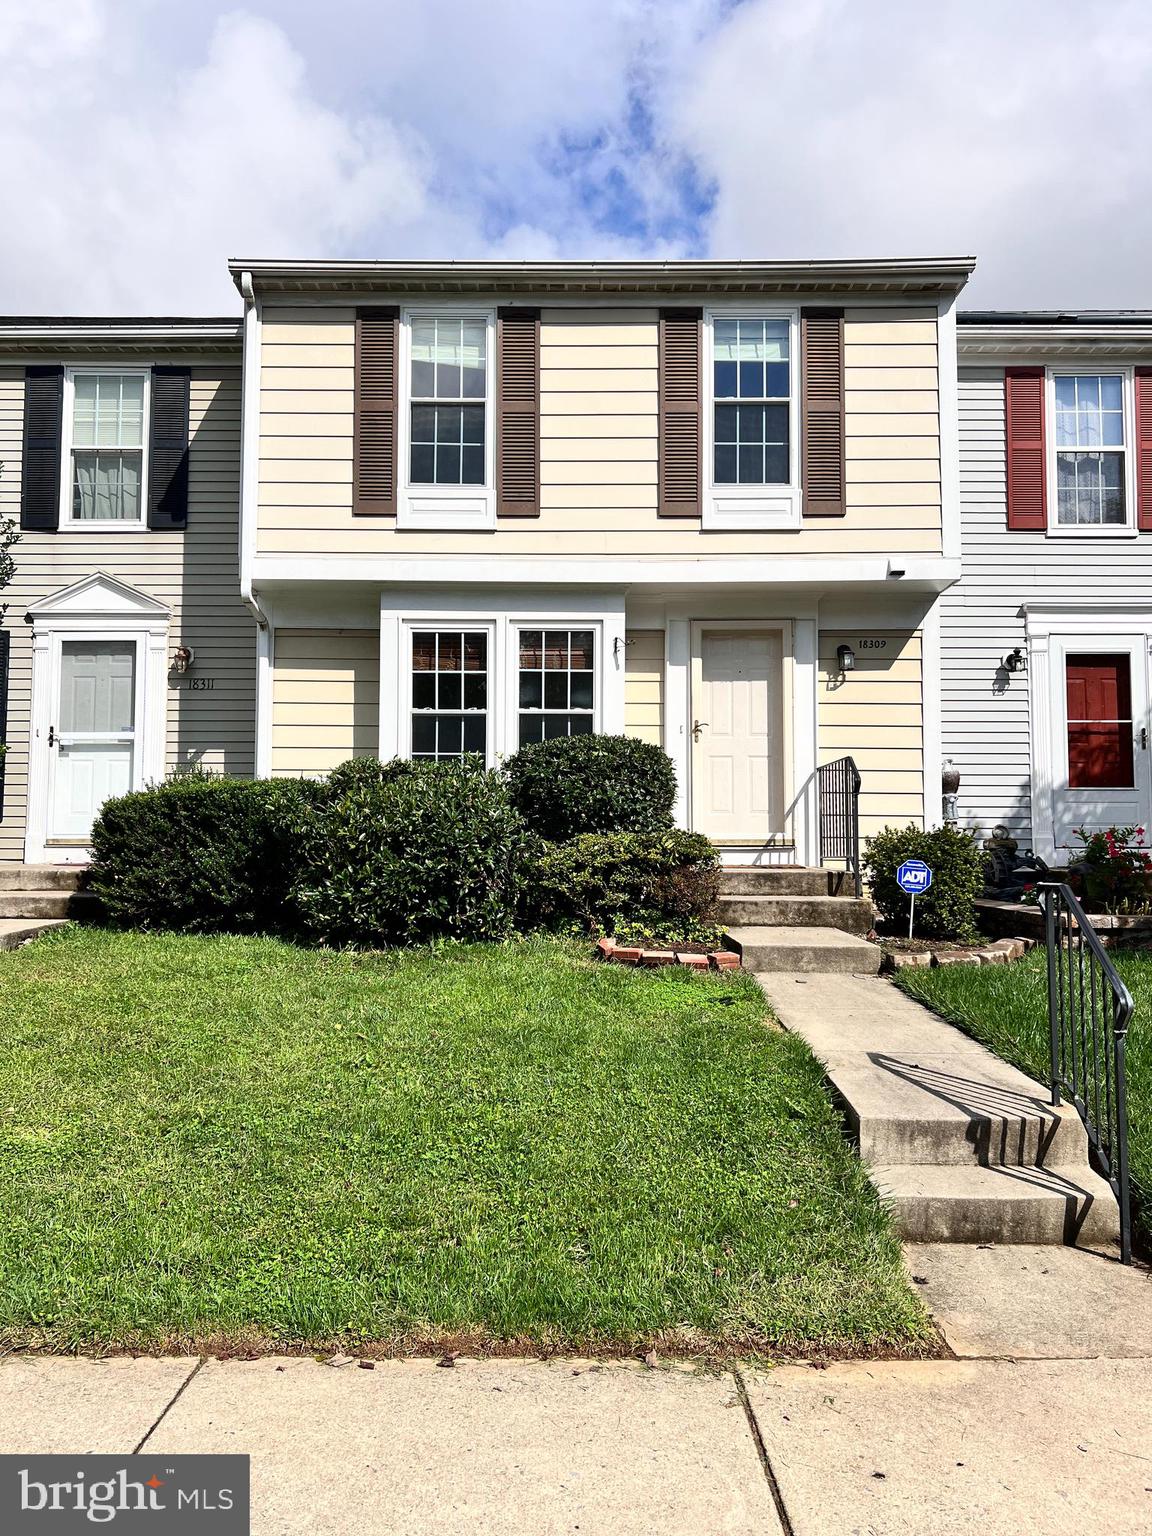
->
{"left": 1, "top": 1456, "right": 249, "bottom": 1532}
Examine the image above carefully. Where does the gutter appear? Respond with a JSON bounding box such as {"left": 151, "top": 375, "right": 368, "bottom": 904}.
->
{"left": 237, "top": 270, "right": 273, "bottom": 778}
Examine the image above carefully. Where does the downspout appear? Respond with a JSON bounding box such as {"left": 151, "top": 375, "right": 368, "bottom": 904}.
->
{"left": 238, "top": 269, "right": 273, "bottom": 777}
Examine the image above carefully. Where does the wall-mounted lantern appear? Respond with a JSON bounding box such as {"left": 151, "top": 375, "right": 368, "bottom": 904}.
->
{"left": 836, "top": 643, "right": 856, "bottom": 673}
{"left": 1002, "top": 647, "right": 1026, "bottom": 674}
{"left": 171, "top": 645, "right": 195, "bottom": 675}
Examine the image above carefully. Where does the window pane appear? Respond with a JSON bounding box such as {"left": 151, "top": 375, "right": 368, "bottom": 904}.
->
{"left": 438, "top": 634, "right": 462, "bottom": 671}
{"left": 463, "top": 633, "right": 486, "bottom": 670}
{"left": 412, "top": 673, "right": 435, "bottom": 709}
{"left": 713, "top": 319, "right": 739, "bottom": 361}
{"left": 519, "top": 714, "right": 545, "bottom": 746}
{"left": 1102, "top": 410, "right": 1125, "bottom": 447}
{"left": 714, "top": 442, "right": 737, "bottom": 484}
{"left": 412, "top": 358, "right": 435, "bottom": 397}
{"left": 738, "top": 444, "right": 763, "bottom": 483}
{"left": 411, "top": 405, "right": 436, "bottom": 442}
{"left": 569, "top": 713, "right": 594, "bottom": 735}
{"left": 436, "top": 716, "right": 464, "bottom": 756}
{"left": 1055, "top": 376, "right": 1077, "bottom": 410}
{"left": 1101, "top": 375, "right": 1123, "bottom": 410}
{"left": 412, "top": 716, "right": 436, "bottom": 755}
{"left": 714, "top": 404, "right": 737, "bottom": 443}
{"left": 412, "top": 634, "right": 435, "bottom": 670}
{"left": 738, "top": 405, "right": 764, "bottom": 443}
{"left": 438, "top": 672, "right": 462, "bottom": 710}
{"left": 463, "top": 674, "right": 486, "bottom": 709}
{"left": 764, "top": 444, "right": 789, "bottom": 484}
{"left": 714, "top": 360, "right": 738, "bottom": 398}
{"left": 570, "top": 672, "right": 593, "bottom": 709}
{"left": 520, "top": 630, "right": 542, "bottom": 668}
{"left": 519, "top": 672, "right": 542, "bottom": 708}
{"left": 764, "top": 361, "right": 789, "bottom": 397}
{"left": 739, "top": 360, "right": 764, "bottom": 398}
{"left": 543, "top": 715, "right": 569, "bottom": 740}
{"left": 461, "top": 446, "right": 484, "bottom": 485}
{"left": 72, "top": 451, "right": 141, "bottom": 521}
{"left": 410, "top": 443, "right": 435, "bottom": 483}
{"left": 570, "top": 632, "right": 594, "bottom": 668}
{"left": 436, "top": 361, "right": 461, "bottom": 400}
{"left": 545, "top": 672, "right": 568, "bottom": 709}
{"left": 544, "top": 632, "right": 568, "bottom": 669}
{"left": 461, "top": 405, "right": 485, "bottom": 445}
{"left": 59, "top": 641, "right": 135, "bottom": 733}
{"left": 437, "top": 444, "right": 461, "bottom": 484}
{"left": 463, "top": 715, "right": 486, "bottom": 753}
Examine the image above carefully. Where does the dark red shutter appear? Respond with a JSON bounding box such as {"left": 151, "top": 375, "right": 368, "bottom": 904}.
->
{"left": 20, "top": 366, "right": 64, "bottom": 531}
{"left": 497, "top": 307, "right": 540, "bottom": 517}
{"left": 1005, "top": 367, "right": 1047, "bottom": 531}
{"left": 148, "top": 366, "right": 191, "bottom": 529}
{"left": 1136, "top": 368, "right": 1152, "bottom": 532}
{"left": 801, "top": 308, "right": 846, "bottom": 517}
{"left": 353, "top": 306, "right": 399, "bottom": 516}
{"left": 658, "top": 309, "right": 702, "bottom": 517}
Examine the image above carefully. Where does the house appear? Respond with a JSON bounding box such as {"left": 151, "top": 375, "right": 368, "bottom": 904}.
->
{"left": 0, "top": 318, "right": 256, "bottom": 864}
{"left": 945, "top": 312, "right": 1152, "bottom": 864}
{"left": 0, "top": 257, "right": 975, "bottom": 868}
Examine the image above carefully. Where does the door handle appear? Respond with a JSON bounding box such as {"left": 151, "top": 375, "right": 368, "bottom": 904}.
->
{"left": 47, "top": 725, "right": 57, "bottom": 747}
{"left": 1142, "top": 727, "right": 1149, "bottom": 751}
{"left": 692, "top": 719, "right": 709, "bottom": 742}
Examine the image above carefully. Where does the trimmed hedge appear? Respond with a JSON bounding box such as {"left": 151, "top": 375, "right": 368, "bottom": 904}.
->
{"left": 89, "top": 771, "right": 313, "bottom": 933}
{"left": 863, "top": 823, "right": 984, "bottom": 941}
{"left": 533, "top": 830, "right": 720, "bottom": 935}
{"left": 502, "top": 734, "right": 677, "bottom": 841}
{"left": 285, "top": 756, "right": 535, "bottom": 947}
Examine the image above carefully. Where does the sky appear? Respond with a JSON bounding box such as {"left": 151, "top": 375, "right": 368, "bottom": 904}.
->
{"left": 2, "top": 0, "right": 1151, "bottom": 314}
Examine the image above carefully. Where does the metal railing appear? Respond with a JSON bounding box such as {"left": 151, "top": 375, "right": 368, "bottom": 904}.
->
{"left": 817, "top": 756, "right": 862, "bottom": 899}
{"left": 1040, "top": 882, "right": 1135, "bottom": 1264}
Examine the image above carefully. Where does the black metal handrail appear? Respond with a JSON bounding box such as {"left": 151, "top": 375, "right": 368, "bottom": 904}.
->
{"left": 1039, "top": 882, "right": 1134, "bottom": 1264}
{"left": 817, "top": 756, "right": 862, "bottom": 899}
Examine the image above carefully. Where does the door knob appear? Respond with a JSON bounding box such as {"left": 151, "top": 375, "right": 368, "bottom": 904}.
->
{"left": 1141, "top": 727, "right": 1148, "bottom": 751}
{"left": 48, "top": 725, "right": 57, "bottom": 747}
{"left": 692, "top": 719, "right": 709, "bottom": 741}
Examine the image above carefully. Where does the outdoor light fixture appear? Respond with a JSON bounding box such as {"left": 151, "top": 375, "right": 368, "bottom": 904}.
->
{"left": 171, "top": 645, "right": 195, "bottom": 675}
{"left": 1002, "top": 647, "right": 1026, "bottom": 674}
{"left": 836, "top": 644, "right": 856, "bottom": 672}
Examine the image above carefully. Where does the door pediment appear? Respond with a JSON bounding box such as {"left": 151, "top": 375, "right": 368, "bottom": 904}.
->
{"left": 27, "top": 572, "right": 170, "bottom": 622}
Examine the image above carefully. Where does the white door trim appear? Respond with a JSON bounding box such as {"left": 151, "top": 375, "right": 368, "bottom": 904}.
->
{"left": 26, "top": 581, "right": 169, "bottom": 863}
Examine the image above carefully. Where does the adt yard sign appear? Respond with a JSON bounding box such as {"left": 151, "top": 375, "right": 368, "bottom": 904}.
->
{"left": 896, "top": 859, "right": 933, "bottom": 937}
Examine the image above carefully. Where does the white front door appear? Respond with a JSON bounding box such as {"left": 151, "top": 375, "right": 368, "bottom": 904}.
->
{"left": 48, "top": 640, "right": 139, "bottom": 842}
{"left": 1049, "top": 635, "right": 1152, "bottom": 852}
{"left": 691, "top": 627, "right": 785, "bottom": 842}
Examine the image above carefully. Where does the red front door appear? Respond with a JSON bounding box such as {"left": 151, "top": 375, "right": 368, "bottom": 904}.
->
{"left": 1066, "top": 654, "right": 1135, "bottom": 789}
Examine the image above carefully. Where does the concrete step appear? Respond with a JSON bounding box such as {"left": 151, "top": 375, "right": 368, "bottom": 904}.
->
{"left": 0, "top": 865, "right": 87, "bottom": 891}
{"left": 0, "top": 890, "right": 101, "bottom": 920}
{"left": 715, "top": 893, "right": 873, "bottom": 935}
{"left": 728, "top": 926, "right": 882, "bottom": 974}
{"left": 718, "top": 866, "right": 853, "bottom": 897}
{"left": 0, "top": 917, "right": 70, "bottom": 950}
{"left": 872, "top": 1162, "right": 1120, "bottom": 1247}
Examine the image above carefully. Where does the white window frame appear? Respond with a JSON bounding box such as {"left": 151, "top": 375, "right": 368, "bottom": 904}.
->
{"left": 399, "top": 619, "right": 498, "bottom": 766}
{"left": 59, "top": 366, "right": 151, "bottom": 530}
{"left": 702, "top": 304, "right": 801, "bottom": 532}
{"left": 511, "top": 624, "right": 601, "bottom": 748}
{"left": 397, "top": 305, "right": 497, "bottom": 532}
{"left": 1045, "top": 366, "right": 1138, "bottom": 538}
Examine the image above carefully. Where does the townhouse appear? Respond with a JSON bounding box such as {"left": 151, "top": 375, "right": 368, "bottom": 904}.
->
{"left": 945, "top": 313, "right": 1152, "bottom": 862}
{"left": 0, "top": 257, "right": 974, "bottom": 867}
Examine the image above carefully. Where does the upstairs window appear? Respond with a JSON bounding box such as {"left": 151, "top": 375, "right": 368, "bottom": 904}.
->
{"left": 1053, "top": 373, "right": 1127, "bottom": 526}
{"left": 409, "top": 317, "right": 487, "bottom": 486}
{"left": 712, "top": 317, "right": 791, "bottom": 486}
{"left": 66, "top": 371, "right": 147, "bottom": 523}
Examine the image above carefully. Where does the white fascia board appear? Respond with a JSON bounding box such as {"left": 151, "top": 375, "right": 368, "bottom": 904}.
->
{"left": 252, "top": 556, "right": 962, "bottom": 592}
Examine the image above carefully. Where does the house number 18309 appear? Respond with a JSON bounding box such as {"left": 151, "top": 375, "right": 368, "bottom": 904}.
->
{"left": 856, "top": 638, "right": 888, "bottom": 650}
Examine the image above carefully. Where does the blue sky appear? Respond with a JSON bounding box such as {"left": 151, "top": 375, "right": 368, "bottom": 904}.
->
{"left": 3, "top": 0, "right": 1152, "bottom": 311}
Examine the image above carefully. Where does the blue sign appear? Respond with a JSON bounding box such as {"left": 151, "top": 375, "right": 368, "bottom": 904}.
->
{"left": 897, "top": 859, "right": 933, "bottom": 895}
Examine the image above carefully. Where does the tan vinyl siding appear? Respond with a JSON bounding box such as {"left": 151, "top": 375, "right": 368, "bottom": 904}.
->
{"left": 0, "top": 364, "right": 255, "bottom": 862}
{"left": 623, "top": 629, "right": 664, "bottom": 746}
{"left": 255, "top": 304, "right": 942, "bottom": 559}
{"left": 270, "top": 628, "right": 378, "bottom": 776}
{"left": 817, "top": 629, "right": 924, "bottom": 837}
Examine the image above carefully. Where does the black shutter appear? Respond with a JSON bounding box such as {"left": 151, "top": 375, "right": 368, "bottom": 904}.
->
{"left": 0, "top": 629, "right": 10, "bottom": 822}
{"left": 148, "top": 366, "right": 191, "bottom": 529}
{"left": 20, "top": 366, "right": 63, "bottom": 530}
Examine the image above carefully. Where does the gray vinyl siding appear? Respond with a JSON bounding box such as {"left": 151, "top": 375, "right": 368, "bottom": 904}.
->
{"left": 0, "top": 363, "right": 255, "bottom": 862}
{"left": 943, "top": 363, "right": 1152, "bottom": 850}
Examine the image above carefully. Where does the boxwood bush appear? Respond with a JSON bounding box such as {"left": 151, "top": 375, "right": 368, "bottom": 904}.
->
{"left": 863, "top": 823, "right": 985, "bottom": 941}
{"left": 502, "top": 734, "right": 677, "bottom": 840}
{"left": 90, "top": 771, "right": 313, "bottom": 933}
{"left": 532, "top": 829, "right": 720, "bottom": 935}
{"left": 285, "top": 756, "right": 535, "bottom": 947}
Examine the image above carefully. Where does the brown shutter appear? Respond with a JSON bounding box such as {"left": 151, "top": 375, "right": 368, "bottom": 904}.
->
{"left": 148, "top": 366, "right": 191, "bottom": 529}
{"left": 658, "top": 308, "right": 702, "bottom": 517}
{"left": 1005, "top": 367, "right": 1047, "bottom": 531}
{"left": 353, "top": 306, "right": 399, "bottom": 516}
{"left": 1136, "top": 368, "right": 1152, "bottom": 532}
{"left": 801, "top": 308, "right": 846, "bottom": 517}
{"left": 20, "top": 366, "right": 64, "bottom": 531}
{"left": 497, "top": 307, "right": 540, "bottom": 517}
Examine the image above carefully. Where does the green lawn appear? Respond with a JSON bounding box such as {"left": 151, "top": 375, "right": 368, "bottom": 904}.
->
{"left": 897, "top": 950, "right": 1152, "bottom": 1247}
{"left": 0, "top": 929, "right": 929, "bottom": 1357}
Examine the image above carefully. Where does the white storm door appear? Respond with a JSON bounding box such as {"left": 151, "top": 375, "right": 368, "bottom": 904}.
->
{"left": 1051, "top": 637, "right": 1152, "bottom": 851}
{"left": 48, "top": 639, "right": 139, "bottom": 841}
{"left": 692, "top": 627, "right": 784, "bottom": 842}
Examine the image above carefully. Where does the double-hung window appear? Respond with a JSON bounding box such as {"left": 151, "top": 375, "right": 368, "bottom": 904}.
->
{"left": 65, "top": 371, "right": 148, "bottom": 524}
{"left": 409, "top": 317, "right": 487, "bottom": 486}
{"left": 713, "top": 317, "right": 791, "bottom": 486}
{"left": 517, "top": 629, "right": 595, "bottom": 745}
{"left": 410, "top": 630, "right": 488, "bottom": 760}
{"left": 1052, "top": 373, "right": 1129, "bottom": 528}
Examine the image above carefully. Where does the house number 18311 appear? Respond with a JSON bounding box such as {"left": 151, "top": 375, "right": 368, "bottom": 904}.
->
{"left": 188, "top": 677, "right": 216, "bottom": 691}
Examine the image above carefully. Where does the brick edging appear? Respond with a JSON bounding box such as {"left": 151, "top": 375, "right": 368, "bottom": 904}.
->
{"left": 882, "top": 936, "right": 1035, "bottom": 972}
{"left": 594, "top": 936, "right": 740, "bottom": 971}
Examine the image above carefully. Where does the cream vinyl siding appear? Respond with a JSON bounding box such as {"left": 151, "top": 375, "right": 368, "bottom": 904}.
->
{"left": 818, "top": 629, "right": 924, "bottom": 837}
{"left": 623, "top": 629, "right": 664, "bottom": 746}
{"left": 270, "top": 628, "right": 379, "bottom": 776}
{"left": 255, "top": 305, "right": 942, "bottom": 558}
{"left": 0, "top": 364, "right": 254, "bottom": 863}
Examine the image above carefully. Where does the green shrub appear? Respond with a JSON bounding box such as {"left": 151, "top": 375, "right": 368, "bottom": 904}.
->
{"left": 863, "top": 823, "right": 984, "bottom": 941}
{"left": 533, "top": 830, "right": 720, "bottom": 935}
{"left": 324, "top": 756, "right": 421, "bottom": 795}
{"left": 90, "top": 771, "right": 313, "bottom": 933}
{"left": 286, "top": 756, "right": 534, "bottom": 947}
{"left": 502, "top": 734, "right": 677, "bottom": 840}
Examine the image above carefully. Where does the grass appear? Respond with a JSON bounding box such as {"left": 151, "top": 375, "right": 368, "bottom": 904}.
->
{"left": 897, "top": 950, "right": 1152, "bottom": 1248}
{"left": 0, "top": 928, "right": 930, "bottom": 1358}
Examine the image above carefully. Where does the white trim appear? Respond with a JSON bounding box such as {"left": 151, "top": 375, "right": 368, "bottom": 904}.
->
{"left": 701, "top": 305, "right": 801, "bottom": 531}
{"left": 397, "top": 305, "right": 496, "bottom": 531}
{"left": 58, "top": 366, "right": 150, "bottom": 530}
{"left": 254, "top": 622, "right": 273, "bottom": 778}
{"left": 255, "top": 555, "right": 962, "bottom": 590}
{"left": 937, "top": 294, "right": 962, "bottom": 561}
{"left": 239, "top": 279, "right": 262, "bottom": 608}
{"left": 1044, "top": 365, "right": 1137, "bottom": 536}
{"left": 921, "top": 596, "right": 943, "bottom": 828}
